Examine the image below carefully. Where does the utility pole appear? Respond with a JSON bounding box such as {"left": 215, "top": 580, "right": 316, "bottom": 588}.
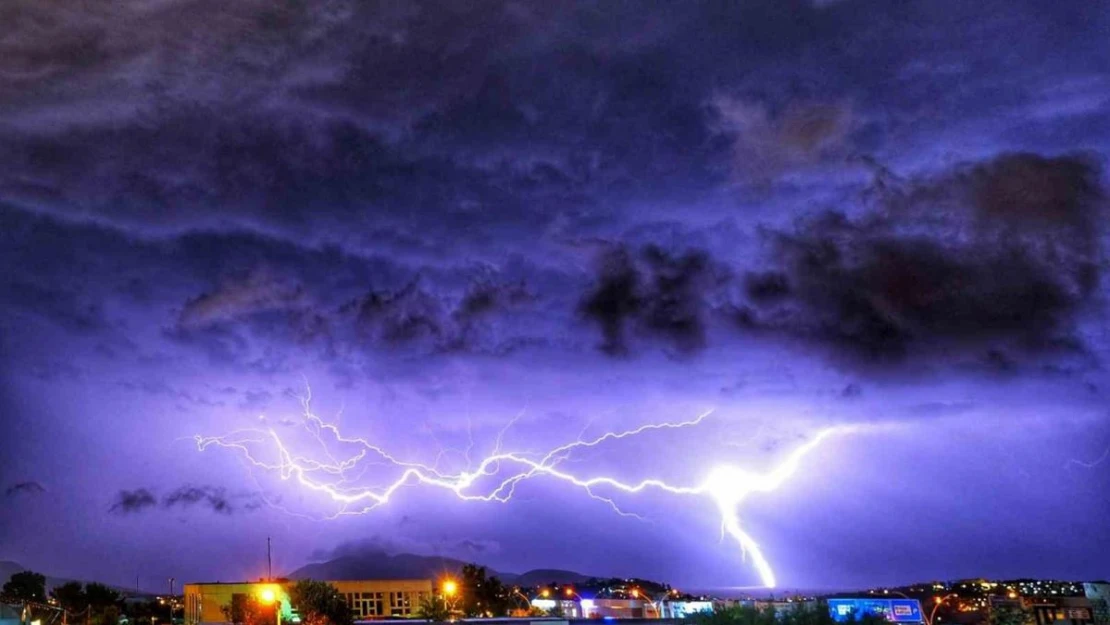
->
{"left": 267, "top": 537, "right": 273, "bottom": 581}
{"left": 168, "top": 578, "right": 176, "bottom": 625}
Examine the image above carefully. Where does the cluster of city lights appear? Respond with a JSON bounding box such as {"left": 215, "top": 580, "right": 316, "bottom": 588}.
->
{"left": 194, "top": 391, "right": 853, "bottom": 588}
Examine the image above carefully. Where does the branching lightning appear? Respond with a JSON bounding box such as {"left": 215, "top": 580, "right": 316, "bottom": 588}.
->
{"left": 194, "top": 390, "right": 851, "bottom": 588}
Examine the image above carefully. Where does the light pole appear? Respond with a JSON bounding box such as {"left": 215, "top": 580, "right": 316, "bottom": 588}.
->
{"left": 927, "top": 594, "right": 959, "bottom": 625}
{"left": 510, "top": 588, "right": 531, "bottom": 614}
{"left": 630, "top": 588, "right": 660, "bottom": 619}
{"left": 168, "top": 578, "right": 176, "bottom": 625}
{"left": 563, "top": 588, "right": 584, "bottom": 618}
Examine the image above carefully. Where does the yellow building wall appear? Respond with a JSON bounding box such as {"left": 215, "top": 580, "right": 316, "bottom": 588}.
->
{"left": 184, "top": 582, "right": 281, "bottom": 625}
{"left": 183, "top": 580, "right": 433, "bottom": 625}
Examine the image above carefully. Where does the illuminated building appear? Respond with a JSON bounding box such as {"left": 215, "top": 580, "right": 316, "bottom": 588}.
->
{"left": 530, "top": 593, "right": 716, "bottom": 620}
{"left": 183, "top": 579, "right": 433, "bottom": 625}
{"left": 1028, "top": 598, "right": 1096, "bottom": 625}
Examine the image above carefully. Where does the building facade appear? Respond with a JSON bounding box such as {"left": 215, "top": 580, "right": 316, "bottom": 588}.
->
{"left": 183, "top": 579, "right": 433, "bottom": 625}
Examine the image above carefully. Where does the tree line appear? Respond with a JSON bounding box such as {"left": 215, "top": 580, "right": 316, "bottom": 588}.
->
{"left": 2, "top": 571, "right": 135, "bottom": 625}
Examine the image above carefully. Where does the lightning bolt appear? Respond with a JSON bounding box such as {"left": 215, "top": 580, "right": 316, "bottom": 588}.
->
{"left": 193, "top": 391, "right": 851, "bottom": 588}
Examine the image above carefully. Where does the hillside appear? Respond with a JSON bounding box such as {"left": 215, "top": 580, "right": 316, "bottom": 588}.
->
{"left": 513, "top": 569, "right": 594, "bottom": 586}
{"left": 288, "top": 551, "right": 594, "bottom": 586}
{"left": 289, "top": 551, "right": 505, "bottom": 581}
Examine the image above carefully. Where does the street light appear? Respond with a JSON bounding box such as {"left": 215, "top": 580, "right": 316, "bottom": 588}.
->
{"left": 628, "top": 588, "right": 662, "bottom": 619}
{"left": 441, "top": 579, "right": 459, "bottom": 615}
{"left": 258, "top": 586, "right": 280, "bottom": 625}
{"left": 562, "top": 588, "right": 585, "bottom": 618}
{"left": 927, "top": 594, "right": 959, "bottom": 625}
{"left": 510, "top": 588, "right": 531, "bottom": 613}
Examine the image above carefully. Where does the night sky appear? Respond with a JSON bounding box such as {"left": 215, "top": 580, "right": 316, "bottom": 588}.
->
{"left": 1, "top": 0, "right": 1109, "bottom": 593}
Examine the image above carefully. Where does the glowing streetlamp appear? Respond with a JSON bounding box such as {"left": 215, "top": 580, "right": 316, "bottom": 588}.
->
{"left": 257, "top": 587, "right": 280, "bottom": 625}
{"left": 441, "top": 578, "right": 459, "bottom": 614}
{"left": 540, "top": 589, "right": 550, "bottom": 599}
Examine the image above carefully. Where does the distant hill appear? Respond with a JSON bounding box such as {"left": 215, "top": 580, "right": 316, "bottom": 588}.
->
{"left": 288, "top": 551, "right": 595, "bottom": 587}
{"left": 513, "top": 569, "right": 593, "bottom": 586}
{"left": 289, "top": 550, "right": 508, "bottom": 582}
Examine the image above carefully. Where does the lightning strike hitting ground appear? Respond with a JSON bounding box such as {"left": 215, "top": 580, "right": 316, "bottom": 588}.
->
{"left": 194, "top": 394, "right": 851, "bottom": 588}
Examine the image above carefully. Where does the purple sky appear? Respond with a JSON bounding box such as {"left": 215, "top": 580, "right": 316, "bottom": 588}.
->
{"left": 1, "top": 0, "right": 1109, "bottom": 593}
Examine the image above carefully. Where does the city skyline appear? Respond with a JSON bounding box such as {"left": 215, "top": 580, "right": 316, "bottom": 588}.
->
{"left": 1, "top": 0, "right": 1108, "bottom": 593}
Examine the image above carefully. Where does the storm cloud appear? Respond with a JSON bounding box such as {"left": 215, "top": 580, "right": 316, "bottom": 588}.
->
{"left": 741, "top": 152, "right": 1106, "bottom": 368}
{"left": 5, "top": 481, "right": 45, "bottom": 497}
{"left": 109, "top": 489, "right": 157, "bottom": 514}
{"left": 580, "top": 245, "right": 723, "bottom": 355}
{"left": 111, "top": 486, "right": 263, "bottom": 515}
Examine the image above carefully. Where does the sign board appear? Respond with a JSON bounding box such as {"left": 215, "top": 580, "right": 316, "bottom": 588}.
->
{"left": 828, "top": 599, "right": 924, "bottom": 623}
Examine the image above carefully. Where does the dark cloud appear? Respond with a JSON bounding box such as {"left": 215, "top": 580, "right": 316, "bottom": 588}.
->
{"left": 2, "top": 279, "right": 108, "bottom": 336}
{"left": 109, "top": 489, "right": 157, "bottom": 514}
{"left": 342, "top": 276, "right": 534, "bottom": 355}
{"left": 744, "top": 271, "right": 791, "bottom": 302}
{"left": 110, "top": 486, "right": 263, "bottom": 515}
{"left": 580, "top": 245, "right": 722, "bottom": 355}
{"left": 741, "top": 152, "right": 1105, "bottom": 368}
{"left": 5, "top": 481, "right": 45, "bottom": 497}
{"left": 346, "top": 280, "right": 447, "bottom": 347}
{"left": 163, "top": 485, "right": 236, "bottom": 514}
{"left": 840, "top": 383, "right": 862, "bottom": 398}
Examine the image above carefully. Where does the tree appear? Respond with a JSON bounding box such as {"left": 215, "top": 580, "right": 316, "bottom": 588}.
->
{"left": 222, "top": 594, "right": 276, "bottom": 625}
{"left": 2, "top": 570, "right": 47, "bottom": 602}
{"left": 459, "top": 564, "right": 511, "bottom": 618}
{"left": 123, "top": 599, "right": 162, "bottom": 625}
{"left": 86, "top": 583, "right": 123, "bottom": 625}
{"left": 990, "top": 604, "right": 1030, "bottom": 625}
{"left": 85, "top": 583, "right": 122, "bottom": 609}
{"left": 289, "top": 580, "right": 351, "bottom": 625}
{"left": 417, "top": 594, "right": 451, "bottom": 622}
{"left": 51, "top": 582, "right": 89, "bottom": 613}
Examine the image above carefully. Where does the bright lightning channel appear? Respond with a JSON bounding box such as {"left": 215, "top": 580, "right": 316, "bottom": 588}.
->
{"left": 193, "top": 394, "right": 851, "bottom": 588}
